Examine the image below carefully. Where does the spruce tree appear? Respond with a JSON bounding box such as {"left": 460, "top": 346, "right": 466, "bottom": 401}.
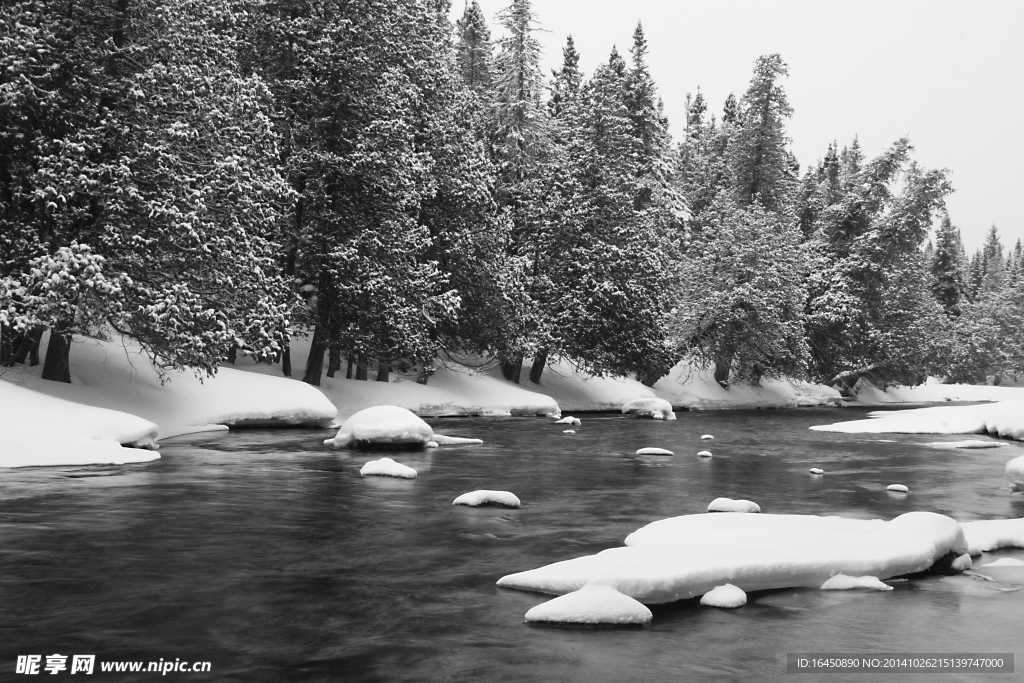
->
{"left": 455, "top": 1, "right": 494, "bottom": 94}
{"left": 930, "top": 213, "right": 967, "bottom": 316}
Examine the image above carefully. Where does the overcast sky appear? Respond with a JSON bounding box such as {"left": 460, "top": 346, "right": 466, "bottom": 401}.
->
{"left": 453, "top": 0, "right": 1024, "bottom": 253}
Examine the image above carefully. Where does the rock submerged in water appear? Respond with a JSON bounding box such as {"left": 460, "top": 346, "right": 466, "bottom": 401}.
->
{"left": 453, "top": 490, "right": 521, "bottom": 508}
{"left": 697, "top": 450, "right": 713, "bottom": 458}
{"left": 701, "top": 435, "right": 714, "bottom": 441}
{"left": 707, "top": 498, "right": 760, "bottom": 513}
{"left": 809, "top": 467, "right": 824, "bottom": 475}
{"left": 887, "top": 484, "right": 909, "bottom": 493}
{"left": 524, "top": 584, "right": 652, "bottom": 626}
{"left": 359, "top": 457, "right": 417, "bottom": 479}
{"left": 700, "top": 584, "right": 746, "bottom": 608}
{"left": 325, "top": 406, "right": 433, "bottom": 449}
{"left": 620, "top": 398, "right": 676, "bottom": 421}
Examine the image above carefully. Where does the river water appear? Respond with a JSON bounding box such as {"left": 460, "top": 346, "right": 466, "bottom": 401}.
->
{"left": 2, "top": 407, "right": 1023, "bottom": 682}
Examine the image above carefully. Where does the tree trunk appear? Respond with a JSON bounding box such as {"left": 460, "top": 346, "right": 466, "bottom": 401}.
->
{"left": 713, "top": 357, "right": 732, "bottom": 388}
{"left": 326, "top": 344, "right": 341, "bottom": 378}
{"left": 345, "top": 356, "right": 354, "bottom": 379}
{"left": 14, "top": 327, "right": 43, "bottom": 365}
{"left": 302, "top": 324, "right": 328, "bottom": 385}
{"left": 41, "top": 327, "right": 72, "bottom": 383}
{"left": 355, "top": 354, "right": 368, "bottom": 381}
{"left": 830, "top": 364, "right": 883, "bottom": 395}
{"left": 416, "top": 367, "right": 430, "bottom": 385}
{"left": 501, "top": 354, "right": 523, "bottom": 384}
{"left": 528, "top": 349, "right": 548, "bottom": 384}
{"left": 225, "top": 344, "right": 237, "bottom": 364}
{"left": 0, "top": 325, "right": 14, "bottom": 367}
{"left": 376, "top": 361, "right": 390, "bottom": 382}
{"left": 281, "top": 342, "right": 292, "bottom": 378}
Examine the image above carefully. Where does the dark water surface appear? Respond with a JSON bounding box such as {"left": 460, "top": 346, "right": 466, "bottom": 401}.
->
{"left": 2, "top": 407, "right": 1024, "bottom": 682}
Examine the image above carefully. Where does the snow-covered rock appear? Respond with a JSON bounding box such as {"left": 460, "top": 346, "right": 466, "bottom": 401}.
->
{"left": 961, "top": 518, "right": 1024, "bottom": 555}
{"left": 426, "top": 441, "right": 439, "bottom": 448}
{"left": 555, "top": 416, "right": 581, "bottom": 426}
{"left": 636, "top": 447, "right": 674, "bottom": 456}
{"left": 359, "top": 457, "right": 417, "bottom": 479}
{"left": 452, "top": 490, "right": 521, "bottom": 508}
{"left": 925, "top": 440, "right": 1004, "bottom": 450}
{"left": 497, "top": 512, "right": 967, "bottom": 604}
{"left": 621, "top": 397, "right": 676, "bottom": 420}
{"left": 563, "top": 429, "right": 575, "bottom": 434}
{"left": 810, "top": 399, "right": 1024, "bottom": 442}
{"left": 700, "top": 584, "right": 746, "bottom": 608}
{"left": 820, "top": 574, "right": 893, "bottom": 591}
{"left": 524, "top": 584, "right": 652, "bottom": 626}
{"left": 431, "top": 434, "right": 483, "bottom": 446}
{"left": 701, "top": 434, "right": 714, "bottom": 440}
{"left": 697, "top": 450, "right": 713, "bottom": 458}
{"left": 707, "top": 498, "right": 760, "bottom": 513}
{"left": 325, "top": 406, "right": 432, "bottom": 449}
{"left": 1006, "top": 456, "right": 1024, "bottom": 492}
{"left": 887, "top": 484, "right": 909, "bottom": 493}
{"left": 981, "top": 558, "right": 1024, "bottom": 567}
{"left": 809, "top": 467, "right": 824, "bottom": 475}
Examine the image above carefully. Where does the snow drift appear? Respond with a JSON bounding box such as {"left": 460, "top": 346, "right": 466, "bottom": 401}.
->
{"left": 810, "top": 399, "right": 1024, "bottom": 441}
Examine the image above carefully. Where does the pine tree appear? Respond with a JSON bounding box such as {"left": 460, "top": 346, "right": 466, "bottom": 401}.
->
{"left": 548, "top": 35, "right": 582, "bottom": 119}
{"left": 930, "top": 213, "right": 967, "bottom": 316}
{"left": 455, "top": 1, "right": 494, "bottom": 94}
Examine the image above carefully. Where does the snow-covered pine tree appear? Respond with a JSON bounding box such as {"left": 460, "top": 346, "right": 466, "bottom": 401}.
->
{"left": 455, "top": 1, "right": 495, "bottom": 94}
{"left": 930, "top": 213, "right": 967, "bottom": 316}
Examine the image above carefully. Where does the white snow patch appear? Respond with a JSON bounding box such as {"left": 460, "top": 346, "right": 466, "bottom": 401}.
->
{"left": 850, "top": 381, "right": 1024, "bottom": 406}
{"left": 431, "top": 434, "right": 483, "bottom": 446}
{"left": 810, "top": 399, "right": 1024, "bottom": 442}
{"left": 621, "top": 397, "right": 676, "bottom": 420}
{"left": 701, "top": 434, "right": 714, "bottom": 440}
{"left": 359, "top": 457, "right": 417, "bottom": 479}
{"left": 636, "top": 447, "right": 674, "bottom": 456}
{"left": 700, "top": 584, "right": 746, "bottom": 608}
{"left": 555, "top": 416, "right": 581, "bottom": 426}
{"left": 961, "top": 519, "right": 1024, "bottom": 555}
{"left": 951, "top": 553, "right": 973, "bottom": 571}
{"left": 524, "top": 584, "right": 652, "bottom": 625}
{"left": 452, "top": 490, "right": 521, "bottom": 508}
{"left": 1006, "top": 456, "right": 1024, "bottom": 492}
{"left": 426, "top": 441, "right": 439, "bottom": 448}
{"left": 0, "top": 437, "right": 160, "bottom": 468}
{"left": 925, "top": 440, "right": 1004, "bottom": 450}
{"left": 326, "top": 406, "right": 432, "bottom": 448}
{"left": 697, "top": 450, "right": 713, "bottom": 458}
{"left": 887, "top": 484, "right": 909, "bottom": 493}
{"left": 981, "top": 558, "right": 1024, "bottom": 567}
{"left": 563, "top": 430, "right": 576, "bottom": 434}
{"left": 497, "top": 512, "right": 967, "bottom": 604}
{"left": 820, "top": 574, "right": 893, "bottom": 591}
{"left": 707, "top": 498, "right": 760, "bottom": 513}
{"left": 809, "top": 468, "right": 824, "bottom": 475}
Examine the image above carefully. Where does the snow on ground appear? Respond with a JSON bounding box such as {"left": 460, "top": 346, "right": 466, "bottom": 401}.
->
{"left": 849, "top": 379, "right": 1024, "bottom": 406}
{"left": 636, "top": 448, "right": 673, "bottom": 456}
{"left": 0, "top": 381, "right": 161, "bottom": 468}
{"left": 699, "top": 584, "right": 746, "bottom": 608}
{"left": 654, "top": 363, "right": 842, "bottom": 410}
{"left": 2, "top": 334, "right": 336, "bottom": 440}
{"left": 359, "top": 457, "right": 417, "bottom": 479}
{"left": 961, "top": 519, "right": 1024, "bottom": 555}
{"left": 452, "top": 490, "right": 521, "bottom": 508}
{"left": 1007, "top": 456, "right": 1024, "bottom": 492}
{"left": 820, "top": 575, "right": 893, "bottom": 591}
{"left": 621, "top": 397, "right": 676, "bottom": 420}
{"left": 925, "top": 440, "right": 1004, "bottom": 450}
{"left": 498, "top": 512, "right": 967, "bottom": 610}
{"left": 524, "top": 584, "right": 652, "bottom": 626}
{"left": 707, "top": 498, "right": 760, "bottom": 513}
{"left": 810, "top": 399, "right": 1024, "bottom": 442}
{"left": 325, "top": 405, "right": 433, "bottom": 448}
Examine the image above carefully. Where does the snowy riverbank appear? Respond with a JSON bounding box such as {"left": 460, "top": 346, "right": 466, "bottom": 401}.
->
{"left": 812, "top": 399, "right": 1024, "bottom": 442}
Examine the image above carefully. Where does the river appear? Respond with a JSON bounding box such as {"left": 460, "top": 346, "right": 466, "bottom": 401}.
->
{"left": 1, "top": 407, "right": 1022, "bottom": 682}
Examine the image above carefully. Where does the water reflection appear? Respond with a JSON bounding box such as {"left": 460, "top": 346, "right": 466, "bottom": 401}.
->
{"left": 0, "top": 408, "right": 1022, "bottom": 682}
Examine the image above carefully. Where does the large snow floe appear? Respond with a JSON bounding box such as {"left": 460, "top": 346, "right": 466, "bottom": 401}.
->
{"left": 810, "top": 399, "right": 1024, "bottom": 441}
{"left": 326, "top": 405, "right": 433, "bottom": 448}
{"left": 498, "top": 512, "right": 968, "bottom": 611}
{"left": 524, "top": 584, "right": 652, "bottom": 626}
{"left": 1006, "top": 456, "right": 1024, "bottom": 492}
{"left": 0, "top": 381, "right": 160, "bottom": 468}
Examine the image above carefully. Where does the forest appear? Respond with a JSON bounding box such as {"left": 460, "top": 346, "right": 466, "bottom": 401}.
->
{"left": 2, "top": 0, "right": 1022, "bottom": 391}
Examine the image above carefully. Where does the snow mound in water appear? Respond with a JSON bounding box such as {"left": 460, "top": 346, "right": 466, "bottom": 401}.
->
{"left": 700, "top": 584, "right": 746, "bottom": 608}
{"left": 961, "top": 518, "right": 1024, "bottom": 555}
{"left": 563, "top": 429, "right": 575, "bottom": 434}
{"left": 697, "top": 450, "right": 713, "bottom": 458}
{"left": 1006, "top": 456, "right": 1024, "bottom": 492}
{"left": 359, "top": 457, "right": 417, "bottom": 479}
{"left": 887, "top": 484, "right": 909, "bottom": 493}
{"left": 820, "top": 574, "right": 893, "bottom": 591}
{"left": 555, "top": 416, "right": 581, "bottom": 426}
{"left": 497, "top": 512, "right": 967, "bottom": 605}
{"left": 809, "top": 467, "right": 824, "bottom": 475}
{"left": 636, "top": 447, "right": 673, "bottom": 456}
{"left": 620, "top": 398, "right": 676, "bottom": 421}
{"left": 431, "top": 434, "right": 483, "bottom": 446}
{"left": 981, "top": 558, "right": 1024, "bottom": 567}
{"left": 701, "top": 435, "right": 714, "bottom": 440}
{"left": 325, "top": 406, "right": 432, "bottom": 448}
{"left": 524, "top": 584, "right": 652, "bottom": 625}
{"left": 809, "top": 399, "right": 1024, "bottom": 441}
{"left": 0, "top": 437, "right": 160, "bottom": 468}
{"left": 926, "top": 440, "right": 1004, "bottom": 450}
{"left": 453, "top": 490, "right": 520, "bottom": 508}
{"left": 707, "top": 498, "right": 760, "bottom": 513}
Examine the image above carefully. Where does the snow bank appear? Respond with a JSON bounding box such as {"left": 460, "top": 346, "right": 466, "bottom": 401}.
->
{"left": 3, "top": 334, "right": 335, "bottom": 440}
{"left": 810, "top": 399, "right": 1024, "bottom": 442}
{"left": 524, "top": 584, "right": 653, "bottom": 626}
{"left": 925, "top": 440, "right": 1004, "bottom": 450}
{"left": 0, "top": 382, "right": 161, "bottom": 468}
{"left": 621, "top": 397, "right": 675, "bottom": 420}
{"left": 497, "top": 512, "right": 967, "bottom": 606}
{"left": 654, "top": 363, "right": 842, "bottom": 410}
{"left": 359, "top": 457, "right": 417, "bottom": 479}
{"left": 636, "top": 447, "right": 673, "bottom": 456}
{"left": 326, "top": 406, "right": 432, "bottom": 449}
{"left": 850, "top": 380, "right": 1024, "bottom": 406}
{"left": 452, "top": 490, "right": 520, "bottom": 508}
{"left": 820, "top": 575, "right": 892, "bottom": 591}
{"left": 707, "top": 498, "right": 760, "bottom": 513}
{"left": 1007, "top": 456, "right": 1024, "bottom": 492}
{"left": 981, "top": 558, "right": 1024, "bottom": 567}
{"left": 961, "top": 519, "right": 1024, "bottom": 555}
{"left": 700, "top": 584, "right": 746, "bottom": 608}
